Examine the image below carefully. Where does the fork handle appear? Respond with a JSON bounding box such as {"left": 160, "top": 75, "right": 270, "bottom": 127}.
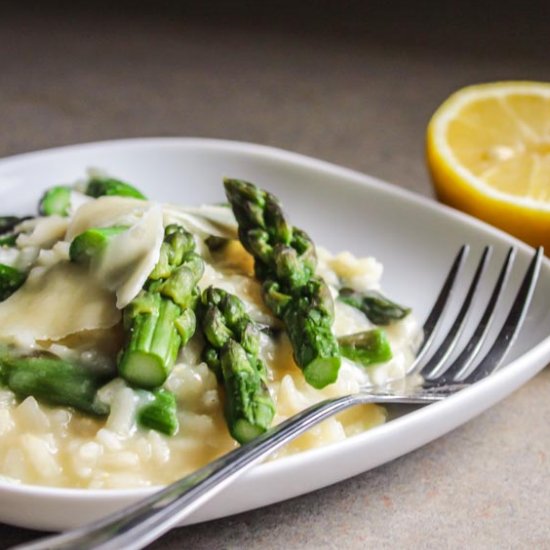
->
{"left": 13, "top": 393, "right": 437, "bottom": 550}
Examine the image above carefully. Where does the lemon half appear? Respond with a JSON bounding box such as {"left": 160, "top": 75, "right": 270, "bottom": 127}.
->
{"left": 427, "top": 81, "right": 550, "bottom": 250}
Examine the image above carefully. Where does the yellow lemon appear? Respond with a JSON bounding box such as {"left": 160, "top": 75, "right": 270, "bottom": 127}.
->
{"left": 426, "top": 81, "right": 550, "bottom": 250}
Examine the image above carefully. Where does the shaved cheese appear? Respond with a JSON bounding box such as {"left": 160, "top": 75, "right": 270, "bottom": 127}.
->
{"left": 36, "top": 242, "right": 70, "bottom": 268}
{"left": 94, "top": 205, "right": 164, "bottom": 308}
{"left": 0, "top": 262, "right": 120, "bottom": 347}
{"left": 66, "top": 198, "right": 164, "bottom": 308}
{"left": 66, "top": 196, "right": 148, "bottom": 240}
{"left": 69, "top": 198, "right": 237, "bottom": 242}
{"left": 16, "top": 216, "right": 69, "bottom": 249}
{"left": 163, "top": 205, "right": 237, "bottom": 239}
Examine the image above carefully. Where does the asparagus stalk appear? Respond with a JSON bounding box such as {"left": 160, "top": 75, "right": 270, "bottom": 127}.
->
{"left": 68, "top": 223, "right": 203, "bottom": 389}
{"left": 0, "top": 264, "right": 26, "bottom": 301}
{"left": 118, "top": 224, "right": 204, "bottom": 388}
{"left": 338, "top": 287, "right": 410, "bottom": 325}
{"left": 0, "top": 350, "right": 178, "bottom": 435}
{"left": 85, "top": 176, "right": 146, "bottom": 200}
{"left": 0, "top": 354, "right": 110, "bottom": 416}
{"left": 137, "top": 388, "right": 179, "bottom": 436}
{"left": 0, "top": 234, "right": 17, "bottom": 247}
{"left": 119, "top": 292, "right": 184, "bottom": 388}
{"left": 39, "top": 186, "right": 72, "bottom": 216}
{"left": 37, "top": 174, "right": 145, "bottom": 219}
{"left": 338, "top": 329, "right": 393, "bottom": 367}
{"left": 0, "top": 215, "right": 35, "bottom": 300}
{"left": 224, "top": 178, "right": 341, "bottom": 389}
{"left": 199, "top": 286, "right": 275, "bottom": 443}
{"left": 69, "top": 225, "right": 129, "bottom": 264}
{"left": 221, "top": 340, "right": 275, "bottom": 443}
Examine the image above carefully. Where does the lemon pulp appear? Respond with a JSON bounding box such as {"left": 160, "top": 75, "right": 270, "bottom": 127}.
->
{"left": 427, "top": 81, "right": 550, "bottom": 250}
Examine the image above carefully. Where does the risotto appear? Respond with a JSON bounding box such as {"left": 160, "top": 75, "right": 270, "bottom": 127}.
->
{"left": 0, "top": 174, "right": 420, "bottom": 489}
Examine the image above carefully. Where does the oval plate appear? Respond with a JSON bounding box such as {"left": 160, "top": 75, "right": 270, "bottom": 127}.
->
{"left": 1, "top": 138, "right": 549, "bottom": 531}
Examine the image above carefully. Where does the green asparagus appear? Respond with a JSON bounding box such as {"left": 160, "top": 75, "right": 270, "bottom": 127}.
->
{"left": 224, "top": 178, "right": 341, "bottom": 389}
{"left": 119, "top": 292, "right": 184, "bottom": 388}
{"left": 338, "top": 287, "right": 410, "bottom": 325}
{"left": 118, "top": 224, "right": 204, "bottom": 388}
{"left": 0, "top": 349, "right": 179, "bottom": 435}
{"left": 0, "top": 216, "right": 33, "bottom": 300}
{"left": 137, "top": 388, "right": 179, "bottom": 436}
{"left": 0, "top": 264, "right": 26, "bottom": 301}
{"left": 0, "top": 354, "right": 110, "bottom": 415}
{"left": 338, "top": 329, "right": 393, "bottom": 367}
{"left": 69, "top": 225, "right": 129, "bottom": 265}
{"left": 85, "top": 176, "right": 146, "bottom": 200}
{"left": 39, "top": 186, "right": 72, "bottom": 216}
{"left": 199, "top": 286, "right": 275, "bottom": 443}
{"left": 0, "top": 234, "right": 17, "bottom": 247}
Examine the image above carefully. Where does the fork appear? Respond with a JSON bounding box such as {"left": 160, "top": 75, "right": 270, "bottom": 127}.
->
{"left": 15, "top": 244, "right": 543, "bottom": 550}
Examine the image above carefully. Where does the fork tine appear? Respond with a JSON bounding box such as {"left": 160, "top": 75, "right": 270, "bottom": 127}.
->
{"left": 422, "top": 246, "right": 491, "bottom": 379}
{"left": 406, "top": 245, "right": 469, "bottom": 375}
{"left": 463, "top": 246, "right": 543, "bottom": 384}
{"left": 434, "top": 247, "right": 515, "bottom": 382}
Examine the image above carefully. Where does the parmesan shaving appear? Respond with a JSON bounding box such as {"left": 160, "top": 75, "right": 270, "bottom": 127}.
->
{"left": 16, "top": 216, "right": 69, "bottom": 250}
{"left": 0, "top": 262, "right": 120, "bottom": 347}
{"left": 94, "top": 205, "right": 164, "bottom": 308}
{"left": 163, "top": 205, "right": 237, "bottom": 239}
{"left": 66, "top": 196, "right": 148, "bottom": 241}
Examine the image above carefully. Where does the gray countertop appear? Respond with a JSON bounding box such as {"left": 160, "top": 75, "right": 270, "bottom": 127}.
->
{"left": 1, "top": 8, "right": 549, "bottom": 548}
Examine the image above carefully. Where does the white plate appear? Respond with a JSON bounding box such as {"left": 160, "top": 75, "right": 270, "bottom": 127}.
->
{"left": 1, "top": 138, "right": 550, "bottom": 532}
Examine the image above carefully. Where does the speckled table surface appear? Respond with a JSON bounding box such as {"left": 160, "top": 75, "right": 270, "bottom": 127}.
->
{"left": 1, "top": 7, "right": 549, "bottom": 548}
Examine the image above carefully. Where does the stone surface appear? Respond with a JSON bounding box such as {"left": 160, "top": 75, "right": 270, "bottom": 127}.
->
{"left": 0, "top": 7, "right": 549, "bottom": 549}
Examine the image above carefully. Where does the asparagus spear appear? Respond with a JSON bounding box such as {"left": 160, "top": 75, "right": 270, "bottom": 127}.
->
{"left": 0, "top": 234, "right": 17, "bottom": 247}
{"left": 0, "top": 264, "right": 26, "bottom": 301}
{"left": 0, "top": 215, "right": 35, "bottom": 300}
{"left": 338, "top": 287, "right": 410, "bottom": 325}
{"left": 69, "top": 225, "right": 129, "bottom": 264}
{"left": 118, "top": 224, "right": 204, "bottom": 388}
{"left": 39, "top": 186, "right": 72, "bottom": 216}
{"left": 224, "top": 178, "right": 341, "bottom": 389}
{"left": 119, "top": 292, "right": 184, "bottom": 388}
{"left": 0, "top": 350, "right": 179, "bottom": 435}
{"left": 0, "top": 354, "right": 110, "bottom": 416}
{"left": 137, "top": 388, "right": 179, "bottom": 436}
{"left": 221, "top": 340, "right": 275, "bottom": 443}
{"left": 68, "top": 223, "right": 202, "bottom": 388}
{"left": 199, "top": 286, "right": 275, "bottom": 443}
{"left": 338, "top": 329, "right": 393, "bottom": 367}
{"left": 37, "top": 174, "right": 145, "bottom": 218}
{"left": 85, "top": 176, "right": 146, "bottom": 200}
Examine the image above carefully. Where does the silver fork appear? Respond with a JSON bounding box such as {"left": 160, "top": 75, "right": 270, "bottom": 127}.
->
{"left": 15, "top": 244, "right": 543, "bottom": 550}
